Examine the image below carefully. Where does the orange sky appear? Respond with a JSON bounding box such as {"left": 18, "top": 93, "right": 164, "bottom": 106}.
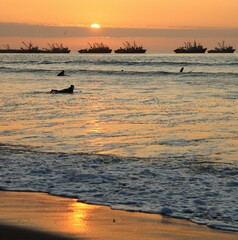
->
{"left": 1, "top": 0, "right": 238, "bottom": 52}
{"left": 2, "top": 0, "right": 238, "bottom": 28}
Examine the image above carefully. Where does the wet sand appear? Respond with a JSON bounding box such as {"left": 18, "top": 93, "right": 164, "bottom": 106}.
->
{"left": 0, "top": 191, "right": 237, "bottom": 240}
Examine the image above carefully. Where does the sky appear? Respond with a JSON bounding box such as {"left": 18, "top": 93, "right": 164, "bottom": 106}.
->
{"left": 1, "top": 0, "right": 238, "bottom": 52}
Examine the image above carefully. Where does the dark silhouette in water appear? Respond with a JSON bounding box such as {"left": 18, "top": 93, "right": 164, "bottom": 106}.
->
{"left": 50, "top": 85, "right": 74, "bottom": 94}
{"left": 208, "top": 41, "right": 235, "bottom": 53}
{"left": 180, "top": 67, "right": 184, "bottom": 72}
{"left": 114, "top": 41, "right": 146, "bottom": 53}
{"left": 78, "top": 42, "right": 112, "bottom": 53}
{"left": 57, "top": 70, "right": 65, "bottom": 76}
{"left": 0, "top": 42, "right": 71, "bottom": 54}
{"left": 174, "top": 41, "right": 207, "bottom": 53}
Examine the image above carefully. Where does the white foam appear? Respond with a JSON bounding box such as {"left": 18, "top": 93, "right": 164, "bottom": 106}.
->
{"left": 1, "top": 146, "right": 237, "bottom": 232}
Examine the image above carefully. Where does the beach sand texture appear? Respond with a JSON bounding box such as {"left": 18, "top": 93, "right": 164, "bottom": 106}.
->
{"left": 0, "top": 191, "right": 238, "bottom": 240}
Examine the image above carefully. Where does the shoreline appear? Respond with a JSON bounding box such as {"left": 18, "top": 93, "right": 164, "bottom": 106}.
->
{"left": 0, "top": 191, "right": 238, "bottom": 240}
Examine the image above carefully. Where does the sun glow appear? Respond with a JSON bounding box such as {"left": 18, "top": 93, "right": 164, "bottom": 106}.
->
{"left": 90, "top": 23, "right": 101, "bottom": 28}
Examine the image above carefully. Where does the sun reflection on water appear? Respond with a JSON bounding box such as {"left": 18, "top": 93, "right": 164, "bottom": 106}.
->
{"left": 67, "top": 201, "right": 99, "bottom": 235}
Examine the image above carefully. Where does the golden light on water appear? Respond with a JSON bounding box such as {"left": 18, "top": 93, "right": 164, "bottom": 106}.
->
{"left": 68, "top": 201, "right": 99, "bottom": 234}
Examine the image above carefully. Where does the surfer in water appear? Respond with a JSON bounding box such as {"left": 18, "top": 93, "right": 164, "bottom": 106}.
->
{"left": 50, "top": 85, "right": 74, "bottom": 94}
{"left": 180, "top": 67, "right": 184, "bottom": 73}
{"left": 57, "top": 70, "right": 65, "bottom": 76}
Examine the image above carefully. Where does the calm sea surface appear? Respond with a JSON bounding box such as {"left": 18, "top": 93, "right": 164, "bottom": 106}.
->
{"left": 0, "top": 53, "right": 238, "bottom": 231}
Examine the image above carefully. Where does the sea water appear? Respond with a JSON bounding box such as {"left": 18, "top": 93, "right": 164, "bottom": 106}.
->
{"left": 0, "top": 53, "right": 237, "bottom": 231}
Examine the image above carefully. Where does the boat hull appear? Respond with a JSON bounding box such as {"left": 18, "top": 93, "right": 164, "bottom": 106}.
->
{"left": 0, "top": 49, "right": 70, "bottom": 54}
{"left": 114, "top": 49, "right": 146, "bottom": 54}
{"left": 208, "top": 49, "right": 235, "bottom": 53}
{"left": 78, "top": 49, "right": 112, "bottom": 54}
{"left": 174, "top": 48, "right": 207, "bottom": 54}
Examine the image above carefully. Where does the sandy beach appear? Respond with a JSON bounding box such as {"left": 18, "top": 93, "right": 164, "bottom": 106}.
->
{"left": 0, "top": 191, "right": 237, "bottom": 240}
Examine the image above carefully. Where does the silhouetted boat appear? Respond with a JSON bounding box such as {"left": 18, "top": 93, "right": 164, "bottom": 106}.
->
{"left": 0, "top": 42, "right": 70, "bottom": 54}
{"left": 43, "top": 43, "right": 70, "bottom": 53}
{"left": 78, "top": 43, "right": 112, "bottom": 53}
{"left": 208, "top": 41, "right": 235, "bottom": 53}
{"left": 174, "top": 41, "right": 207, "bottom": 53}
{"left": 114, "top": 41, "right": 146, "bottom": 53}
{"left": 0, "top": 42, "right": 41, "bottom": 53}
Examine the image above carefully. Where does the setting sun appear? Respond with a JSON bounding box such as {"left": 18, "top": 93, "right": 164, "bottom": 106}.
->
{"left": 90, "top": 23, "right": 101, "bottom": 29}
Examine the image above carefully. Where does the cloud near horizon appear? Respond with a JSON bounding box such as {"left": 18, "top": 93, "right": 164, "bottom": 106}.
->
{"left": 1, "top": 22, "right": 238, "bottom": 39}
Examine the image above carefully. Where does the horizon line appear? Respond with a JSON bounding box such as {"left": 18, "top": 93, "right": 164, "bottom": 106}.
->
{"left": 2, "top": 21, "right": 238, "bottom": 29}
{"left": 1, "top": 22, "right": 238, "bottom": 38}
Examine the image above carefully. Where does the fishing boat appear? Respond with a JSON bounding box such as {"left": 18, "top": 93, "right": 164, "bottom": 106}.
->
{"left": 115, "top": 41, "right": 146, "bottom": 53}
{"left": 0, "top": 42, "right": 41, "bottom": 53}
{"left": 208, "top": 41, "right": 235, "bottom": 53}
{"left": 78, "top": 43, "right": 112, "bottom": 53}
{"left": 174, "top": 41, "right": 207, "bottom": 53}
{"left": 43, "top": 43, "right": 70, "bottom": 53}
{"left": 0, "top": 42, "right": 70, "bottom": 54}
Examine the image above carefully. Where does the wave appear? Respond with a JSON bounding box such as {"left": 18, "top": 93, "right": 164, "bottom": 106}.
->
{"left": 0, "top": 60, "right": 55, "bottom": 65}
{"left": 1, "top": 65, "right": 238, "bottom": 79}
{"left": 77, "top": 60, "right": 238, "bottom": 67}
{"left": 1, "top": 58, "right": 238, "bottom": 67}
{"left": 39, "top": 60, "right": 238, "bottom": 67}
{"left": 0, "top": 66, "right": 56, "bottom": 73}
{"left": 0, "top": 143, "right": 238, "bottom": 232}
{"left": 91, "top": 69, "right": 238, "bottom": 78}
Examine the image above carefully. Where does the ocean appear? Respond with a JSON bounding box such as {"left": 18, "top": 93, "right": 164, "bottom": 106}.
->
{"left": 0, "top": 53, "right": 237, "bottom": 231}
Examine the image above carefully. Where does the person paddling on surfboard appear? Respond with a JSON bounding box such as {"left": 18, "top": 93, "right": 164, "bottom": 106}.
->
{"left": 50, "top": 85, "right": 74, "bottom": 94}
{"left": 180, "top": 67, "right": 184, "bottom": 73}
{"left": 57, "top": 70, "right": 65, "bottom": 76}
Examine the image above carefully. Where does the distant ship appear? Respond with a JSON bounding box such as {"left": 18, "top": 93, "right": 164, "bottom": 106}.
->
{"left": 174, "top": 41, "right": 207, "bottom": 53}
{"left": 0, "top": 42, "right": 70, "bottom": 54}
{"left": 208, "top": 41, "right": 235, "bottom": 53}
{"left": 43, "top": 43, "right": 70, "bottom": 53}
{"left": 114, "top": 41, "right": 146, "bottom": 53}
{"left": 0, "top": 42, "right": 41, "bottom": 53}
{"left": 78, "top": 43, "right": 112, "bottom": 53}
